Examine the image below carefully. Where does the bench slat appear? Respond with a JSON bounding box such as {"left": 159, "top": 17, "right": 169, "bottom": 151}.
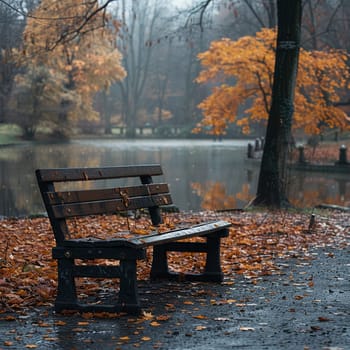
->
{"left": 36, "top": 164, "right": 163, "bottom": 183}
{"left": 51, "top": 194, "right": 173, "bottom": 218}
{"left": 44, "top": 183, "right": 170, "bottom": 205}
{"left": 129, "top": 220, "right": 230, "bottom": 248}
{"left": 35, "top": 164, "right": 232, "bottom": 315}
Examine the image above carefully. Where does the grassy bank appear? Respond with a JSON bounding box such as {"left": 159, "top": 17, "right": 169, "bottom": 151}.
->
{"left": 0, "top": 124, "right": 23, "bottom": 146}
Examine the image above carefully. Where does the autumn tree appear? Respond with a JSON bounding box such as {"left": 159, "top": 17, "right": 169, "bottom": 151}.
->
{"left": 301, "top": 0, "right": 350, "bottom": 116}
{"left": 10, "top": 65, "right": 70, "bottom": 139}
{"left": 12, "top": 0, "right": 126, "bottom": 139}
{"left": 195, "top": 28, "right": 349, "bottom": 137}
{"left": 196, "top": 1, "right": 350, "bottom": 207}
{"left": 254, "top": 0, "right": 350, "bottom": 208}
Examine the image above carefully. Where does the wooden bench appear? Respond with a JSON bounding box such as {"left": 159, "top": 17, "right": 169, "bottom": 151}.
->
{"left": 35, "top": 164, "right": 231, "bottom": 314}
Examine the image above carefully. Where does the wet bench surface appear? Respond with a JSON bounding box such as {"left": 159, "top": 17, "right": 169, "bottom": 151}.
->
{"left": 36, "top": 164, "right": 231, "bottom": 314}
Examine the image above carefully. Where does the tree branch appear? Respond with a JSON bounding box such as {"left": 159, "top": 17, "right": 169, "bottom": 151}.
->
{"left": 185, "top": 0, "right": 212, "bottom": 31}
{"left": 0, "top": 0, "right": 117, "bottom": 50}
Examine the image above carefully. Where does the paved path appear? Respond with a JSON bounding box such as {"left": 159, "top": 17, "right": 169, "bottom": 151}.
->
{"left": 1, "top": 246, "right": 349, "bottom": 350}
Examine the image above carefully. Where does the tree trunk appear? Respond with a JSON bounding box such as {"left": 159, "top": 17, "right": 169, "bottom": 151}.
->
{"left": 102, "top": 90, "right": 112, "bottom": 135}
{"left": 252, "top": 0, "right": 302, "bottom": 208}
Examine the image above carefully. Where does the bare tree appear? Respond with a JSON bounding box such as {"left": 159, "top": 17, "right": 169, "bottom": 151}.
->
{"left": 302, "top": 0, "right": 345, "bottom": 50}
{"left": 0, "top": 0, "right": 28, "bottom": 122}
{"left": 114, "top": 0, "right": 164, "bottom": 137}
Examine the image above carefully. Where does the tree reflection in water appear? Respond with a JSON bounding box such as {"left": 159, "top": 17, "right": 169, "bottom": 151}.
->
{"left": 192, "top": 177, "right": 349, "bottom": 211}
{"left": 0, "top": 140, "right": 349, "bottom": 216}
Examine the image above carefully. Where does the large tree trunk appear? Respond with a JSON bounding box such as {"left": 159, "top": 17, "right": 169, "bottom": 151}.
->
{"left": 252, "top": 0, "right": 302, "bottom": 208}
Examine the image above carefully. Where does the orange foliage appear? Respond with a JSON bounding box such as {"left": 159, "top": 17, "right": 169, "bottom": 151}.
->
{"left": 195, "top": 28, "right": 350, "bottom": 136}
{"left": 192, "top": 182, "right": 254, "bottom": 211}
{"left": 0, "top": 210, "right": 348, "bottom": 315}
{"left": 15, "top": 0, "right": 126, "bottom": 130}
{"left": 191, "top": 182, "right": 237, "bottom": 210}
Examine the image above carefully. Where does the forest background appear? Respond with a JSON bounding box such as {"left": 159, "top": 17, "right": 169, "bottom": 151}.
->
{"left": 0, "top": 5, "right": 349, "bottom": 346}
{"left": 0, "top": 0, "right": 350, "bottom": 143}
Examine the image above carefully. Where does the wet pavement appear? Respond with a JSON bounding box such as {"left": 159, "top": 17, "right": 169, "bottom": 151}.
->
{"left": 1, "top": 246, "right": 349, "bottom": 350}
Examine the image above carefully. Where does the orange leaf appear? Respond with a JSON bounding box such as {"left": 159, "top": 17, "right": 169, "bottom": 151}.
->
{"left": 193, "top": 315, "right": 207, "bottom": 320}
{"left": 318, "top": 316, "right": 331, "bottom": 322}
{"left": 119, "top": 336, "right": 130, "bottom": 341}
{"left": 156, "top": 315, "right": 170, "bottom": 321}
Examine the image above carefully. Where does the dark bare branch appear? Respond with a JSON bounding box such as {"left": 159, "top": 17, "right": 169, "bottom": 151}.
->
{"left": 0, "top": 0, "right": 118, "bottom": 50}
{"left": 185, "top": 0, "right": 212, "bottom": 31}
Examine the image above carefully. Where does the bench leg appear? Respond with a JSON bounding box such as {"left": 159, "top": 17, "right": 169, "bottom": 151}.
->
{"left": 55, "top": 259, "right": 78, "bottom": 312}
{"left": 204, "top": 235, "right": 224, "bottom": 282}
{"left": 150, "top": 245, "right": 169, "bottom": 279}
{"left": 118, "top": 259, "right": 141, "bottom": 314}
{"left": 150, "top": 237, "right": 224, "bottom": 282}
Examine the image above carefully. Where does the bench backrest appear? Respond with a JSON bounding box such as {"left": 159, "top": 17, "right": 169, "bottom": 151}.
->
{"left": 36, "top": 164, "right": 172, "bottom": 244}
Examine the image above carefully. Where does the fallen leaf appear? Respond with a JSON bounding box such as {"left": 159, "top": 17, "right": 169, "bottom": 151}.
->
{"left": 38, "top": 322, "right": 50, "bottom": 327}
{"left": 318, "top": 316, "right": 331, "bottom": 322}
{"left": 214, "top": 317, "right": 230, "bottom": 321}
{"left": 42, "top": 337, "right": 58, "bottom": 341}
{"left": 142, "top": 311, "right": 154, "bottom": 320}
{"left": 4, "top": 315, "right": 16, "bottom": 321}
{"left": 0, "top": 210, "right": 348, "bottom": 316}
{"left": 239, "top": 327, "right": 255, "bottom": 331}
{"left": 119, "top": 336, "right": 130, "bottom": 341}
{"left": 193, "top": 315, "right": 207, "bottom": 320}
{"left": 156, "top": 315, "right": 170, "bottom": 321}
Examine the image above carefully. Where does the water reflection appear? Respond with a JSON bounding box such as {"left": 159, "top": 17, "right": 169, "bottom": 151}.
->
{"left": 0, "top": 139, "right": 349, "bottom": 216}
{"left": 288, "top": 173, "right": 350, "bottom": 208}
{"left": 191, "top": 182, "right": 253, "bottom": 210}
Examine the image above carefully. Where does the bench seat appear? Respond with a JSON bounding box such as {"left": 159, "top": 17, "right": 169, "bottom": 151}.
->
{"left": 36, "top": 164, "right": 231, "bottom": 314}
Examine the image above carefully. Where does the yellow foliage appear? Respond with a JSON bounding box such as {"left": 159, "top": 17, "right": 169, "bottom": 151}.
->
{"left": 196, "top": 28, "right": 350, "bottom": 136}
{"left": 15, "top": 0, "right": 126, "bottom": 130}
{"left": 191, "top": 182, "right": 236, "bottom": 210}
{"left": 194, "top": 85, "right": 240, "bottom": 135}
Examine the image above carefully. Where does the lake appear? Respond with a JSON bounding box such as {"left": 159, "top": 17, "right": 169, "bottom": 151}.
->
{"left": 0, "top": 139, "right": 349, "bottom": 217}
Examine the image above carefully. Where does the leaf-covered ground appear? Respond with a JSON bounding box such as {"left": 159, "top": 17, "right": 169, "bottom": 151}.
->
{"left": 0, "top": 209, "right": 349, "bottom": 316}
{"left": 291, "top": 140, "right": 350, "bottom": 164}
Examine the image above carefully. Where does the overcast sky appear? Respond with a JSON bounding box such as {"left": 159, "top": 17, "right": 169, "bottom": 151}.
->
{"left": 173, "top": 0, "right": 192, "bottom": 9}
